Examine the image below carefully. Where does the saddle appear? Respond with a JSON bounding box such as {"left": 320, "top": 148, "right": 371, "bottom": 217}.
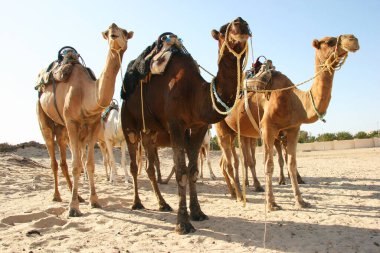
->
{"left": 35, "top": 46, "right": 96, "bottom": 94}
{"left": 101, "top": 100, "right": 119, "bottom": 121}
{"left": 121, "top": 32, "right": 190, "bottom": 100}
{"left": 244, "top": 57, "right": 276, "bottom": 91}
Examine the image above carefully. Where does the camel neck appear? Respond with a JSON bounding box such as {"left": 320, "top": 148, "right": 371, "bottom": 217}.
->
{"left": 96, "top": 49, "right": 123, "bottom": 110}
{"left": 304, "top": 57, "right": 335, "bottom": 122}
{"left": 213, "top": 53, "right": 243, "bottom": 107}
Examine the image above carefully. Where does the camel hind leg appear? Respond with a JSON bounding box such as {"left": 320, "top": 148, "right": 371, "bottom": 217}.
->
{"left": 141, "top": 132, "right": 172, "bottom": 211}
{"left": 37, "top": 101, "right": 61, "bottom": 202}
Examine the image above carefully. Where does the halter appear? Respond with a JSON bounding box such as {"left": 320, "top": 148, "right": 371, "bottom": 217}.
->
{"left": 211, "top": 20, "right": 249, "bottom": 115}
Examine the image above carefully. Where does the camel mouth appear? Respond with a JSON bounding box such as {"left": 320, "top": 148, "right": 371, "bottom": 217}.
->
{"left": 230, "top": 33, "right": 250, "bottom": 43}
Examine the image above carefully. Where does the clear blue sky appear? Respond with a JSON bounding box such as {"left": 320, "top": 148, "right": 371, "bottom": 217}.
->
{"left": 0, "top": 0, "right": 378, "bottom": 144}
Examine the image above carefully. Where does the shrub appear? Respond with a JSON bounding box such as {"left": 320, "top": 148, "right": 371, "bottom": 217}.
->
{"left": 336, "top": 131, "right": 353, "bottom": 140}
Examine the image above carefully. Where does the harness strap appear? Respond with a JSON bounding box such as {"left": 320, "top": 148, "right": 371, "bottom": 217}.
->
{"left": 52, "top": 78, "right": 65, "bottom": 125}
{"left": 243, "top": 81, "right": 261, "bottom": 133}
{"left": 309, "top": 90, "right": 326, "bottom": 123}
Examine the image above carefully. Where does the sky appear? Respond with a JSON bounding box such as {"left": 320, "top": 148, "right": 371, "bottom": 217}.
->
{"left": 0, "top": 0, "right": 379, "bottom": 144}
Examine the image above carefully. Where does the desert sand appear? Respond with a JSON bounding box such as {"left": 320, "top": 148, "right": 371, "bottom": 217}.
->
{"left": 0, "top": 146, "right": 379, "bottom": 253}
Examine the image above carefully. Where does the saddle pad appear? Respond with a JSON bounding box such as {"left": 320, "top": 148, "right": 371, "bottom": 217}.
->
{"left": 150, "top": 50, "right": 173, "bottom": 75}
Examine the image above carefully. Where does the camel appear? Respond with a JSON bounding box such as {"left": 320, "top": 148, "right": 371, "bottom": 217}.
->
{"left": 97, "top": 102, "right": 132, "bottom": 185}
{"left": 216, "top": 123, "right": 305, "bottom": 200}
{"left": 120, "top": 17, "right": 251, "bottom": 234}
{"left": 223, "top": 34, "right": 359, "bottom": 211}
{"left": 37, "top": 23, "right": 133, "bottom": 217}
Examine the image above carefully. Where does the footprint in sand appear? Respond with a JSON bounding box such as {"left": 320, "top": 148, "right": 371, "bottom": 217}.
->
{"left": 1, "top": 212, "right": 48, "bottom": 225}
{"left": 33, "top": 216, "right": 67, "bottom": 228}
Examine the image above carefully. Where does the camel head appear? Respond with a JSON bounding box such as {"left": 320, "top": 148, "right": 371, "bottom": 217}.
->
{"left": 312, "top": 34, "right": 359, "bottom": 68}
{"left": 211, "top": 17, "right": 251, "bottom": 54}
{"left": 102, "top": 23, "right": 134, "bottom": 53}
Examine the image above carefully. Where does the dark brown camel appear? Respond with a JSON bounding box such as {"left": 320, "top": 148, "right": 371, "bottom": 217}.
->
{"left": 120, "top": 17, "right": 251, "bottom": 234}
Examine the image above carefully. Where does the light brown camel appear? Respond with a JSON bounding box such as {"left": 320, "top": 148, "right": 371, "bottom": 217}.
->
{"left": 216, "top": 125, "right": 305, "bottom": 200}
{"left": 121, "top": 17, "right": 251, "bottom": 234}
{"left": 37, "top": 23, "right": 133, "bottom": 216}
{"left": 224, "top": 34, "right": 359, "bottom": 211}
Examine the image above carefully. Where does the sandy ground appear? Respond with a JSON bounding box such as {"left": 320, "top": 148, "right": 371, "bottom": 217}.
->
{"left": 0, "top": 146, "right": 379, "bottom": 253}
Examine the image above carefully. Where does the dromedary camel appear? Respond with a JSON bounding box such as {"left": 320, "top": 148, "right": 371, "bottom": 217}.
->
{"left": 224, "top": 34, "right": 359, "bottom": 211}
{"left": 199, "top": 128, "right": 216, "bottom": 180}
{"left": 37, "top": 23, "right": 133, "bottom": 216}
{"left": 216, "top": 123, "right": 304, "bottom": 200}
{"left": 97, "top": 103, "right": 132, "bottom": 185}
{"left": 120, "top": 17, "right": 251, "bottom": 234}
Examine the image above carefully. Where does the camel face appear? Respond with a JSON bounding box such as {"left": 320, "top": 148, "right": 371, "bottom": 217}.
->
{"left": 313, "top": 34, "right": 359, "bottom": 62}
{"left": 229, "top": 17, "right": 251, "bottom": 43}
{"left": 211, "top": 17, "right": 251, "bottom": 53}
{"left": 102, "top": 23, "right": 134, "bottom": 52}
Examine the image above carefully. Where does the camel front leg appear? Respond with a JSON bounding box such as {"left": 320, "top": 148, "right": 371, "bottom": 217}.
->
{"left": 86, "top": 135, "right": 101, "bottom": 209}
{"left": 186, "top": 127, "right": 208, "bottom": 221}
{"left": 66, "top": 122, "right": 83, "bottom": 217}
{"left": 262, "top": 127, "right": 281, "bottom": 211}
{"left": 286, "top": 128, "right": 310, "bottom": 208}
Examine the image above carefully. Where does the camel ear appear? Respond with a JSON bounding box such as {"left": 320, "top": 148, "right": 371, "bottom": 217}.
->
{"left": 102, "top": 30, "right": 109, "bottom": 40}
{"left": 127, "top": 31, "right": 134, "bottom": 39}
{"left": 312, "top": 39, "right": 320, "bottom": 49}
{"left": 211, "top": 29, "right": 220, "bottom": 40}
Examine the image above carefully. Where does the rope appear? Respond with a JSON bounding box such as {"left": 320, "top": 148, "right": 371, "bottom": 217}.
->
{"left": 244, "top": 43, "right": 348, "bottom": 94}
{"left": 309, "top": 90, "right": 326, "bottom": 122}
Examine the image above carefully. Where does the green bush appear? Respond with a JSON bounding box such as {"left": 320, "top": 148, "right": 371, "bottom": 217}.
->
{"left": 354, "top": 131, "right": 369, "bottom": 139}
{"left": 316, "top": 133, "right": 336, "bottom": 142}
{"left": 336, "top": 131, "right": 353, "bottom": 140}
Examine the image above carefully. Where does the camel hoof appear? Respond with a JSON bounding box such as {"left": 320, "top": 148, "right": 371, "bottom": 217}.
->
{"left": 267, "top": 203, "right": 282, "bottom": 212}
{"left": 91, "top": 202, "right": 102, "bottom": 209}
{"left": 131, "top": 202, "right": 145, "bottom": 210}
{"left": 210, "top": 175, "right": 217, "bottom": 180}
{"left": 52, "top": 195, "right": 62, "bottom": 202}
{"left": 159, "top": 203, "right": 173, "bottom": 212}
{"left": 298, "top": 179, "right": 306, "bottom": 184}
{"left": 68, "top": 208, "right": 82, "bottom": 217}
{"left": 190, "top": 211, "right": 209, "bottom": 221}
{"left": 278, "top": 179, "right": 286, "bottom": 185}
{"left": 78, "top": 195, "right": 85, "bottom": 203}
{"left": 175, "top": 222, "right": 196, "bottom": 235}
{"left": 296, "top": 200, "right": 311, "bottom": 208}
{"left": 253, "top": 186, "right": 265, "bottom": 192}
{"left": 157, "top": 179, "right": 163, "bottom": 184}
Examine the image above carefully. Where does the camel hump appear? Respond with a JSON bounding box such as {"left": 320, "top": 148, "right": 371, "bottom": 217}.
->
{"left": 35, "top": 46, "right": 96, "bottom": 93}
